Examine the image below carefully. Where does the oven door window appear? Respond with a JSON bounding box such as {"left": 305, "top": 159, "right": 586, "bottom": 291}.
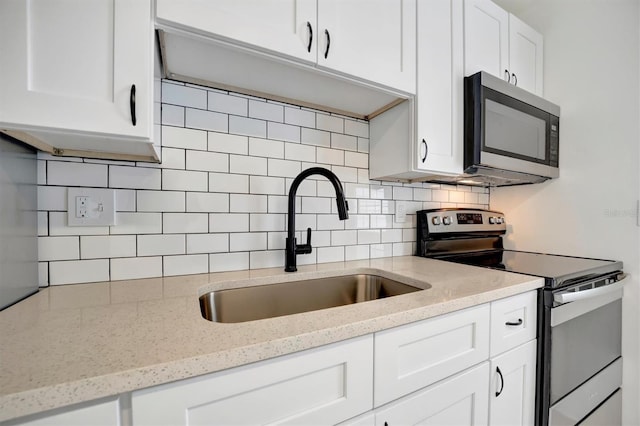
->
{"left": 549, "top": 298, "right": 621, "bottom": 404}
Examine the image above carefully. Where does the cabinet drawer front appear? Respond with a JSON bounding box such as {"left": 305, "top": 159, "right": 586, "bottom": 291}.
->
{"left": 374, "top": 304, "right": 490, "bottom": 406}
{"left": 8, "top": 397, "right": 122, "bottom": 426}
{"left": 490, "top": 290, "right": 537, "bottom": 356}
{"left": 374, "top": 362, "right": 490, "bottom": 426}
{"left": 132, "top": 335, "right": 373, "bottom": 426}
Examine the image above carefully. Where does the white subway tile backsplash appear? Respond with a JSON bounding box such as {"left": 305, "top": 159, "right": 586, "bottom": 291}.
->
{"left": 230, "top": 232, "right": 267, "bottom": 252}
{"left": 187, "top": 233, "right": 228, "bottom": 254}
{"left": 249, "top": 250, "right": 283, "bottom": 269}
{"left": 230, "top": 194, "right": 268, "bottom": 213}
{"left": 229, "top": 155, "right": 267, "bottom": 176}
{"left": 317, "top": 246, "right": 344, "bottom": 264}
{"left": 210, "top": 214, "right": 249, "bottom": 233}
{"left": 344, "top": 120, "right": 368, "bottom": 138}
{"left": 39, "top": 237, "right": 79, "bottom": 261}
{"left": 301, "top": 128, "right": 330, "bottom": 147}
{"left": 249, "top": 100, "right": 283, "bottom": 122}
{"left": 186, "top": 192, "right": 229, "bottom": 213}
{"left": 49, "top": 259, "right": 109, "bottom": 285}
{"left": 317, "top": 147, "right": 344, "bottom": 166}
{"left": 185, "top": 108, "right": 229, "bottom": 133}
{"left": 162, "top": 126, "right": 207, "bottom": 151}
{"left": 284, "top": 143, "right": 315, "bottom": 163}
{"left": 331, "top": 133, "right": 357, "bottom": 151}
{"left": 48, "top": 162, "right": 107, "bottom": 187}
{"left": 267, "top": 122, "right": 300, "bottom": 143}
{"left": 249, "top": 138, "right": 284, "bottom": 159}
{"left": 208, "top": 132, "right": 248, "bottom": 155}
{"left": 163, "top": 213, "right": 208, "bottom": 234}
{"left": 208, "top": 91, "right": 248, "bottom": 116}
{"left": 49, "top": 212, "right": 109, "bottom": 236}
{"left": 229, "top": 115, "right": 266, "bottom": 138}
{"left": 38, "top": 186, "right": 67, "bottom": 211}
{"left": 186, "top": 150, "right": 228, "bottom": 173}
{"left": 111, "top": 257, "right": 162, "bottom": 281}
{"left": 209, "top": 172, "right": 249, "bottom": 194}
{"left": 344, "top": 151, "right": 368, "bottom": 168}
{"left": 210, "top": 252, "right": 249, "bottom": 272}
{"left": 249, "top": 176, "right": 285, "bottom": 195}
{"left": 164, "top": 254, "right": 209, "bottom": 277}
{"left": 162, "top": 82, "right": 207, "bottom": 109}
{"left": 316, "top": 114, "right": 343, "bottom": 133}
{"left": 250, "top": 214, "right": 285, "bottom": 232}
{"left": 267, "top": 159, "right": 301, "bottom": 178}
{"left": 81, "top": 235, "right": 136, "bottom": 259}
{"left": 162, "top": 169, "right": 208, "bottom": 192}
{"left": 284, "top": 107, "right": 315, "bottom": 128}
{"left": 109, "top": 166, "right": 161, "bottom": 190}
{"left": 137, "top": 191, "right": 185, "bottom": 212}
{"left": 111, "top": 213, "right": 162, "bottom": 235}
{"left": 345, "top": 245, "right": 369, "bottom": 261}
{"left": 36, "top": 79, "right": 488, "bottom": 284}
{"left": 138, "top": 234, "right": 185, "bottom": 256}
{"left": 162, "top": 104, "right": 185, "bottom": 127}
{"left": 116, "top": 190, "right": 136, "bottom": 211}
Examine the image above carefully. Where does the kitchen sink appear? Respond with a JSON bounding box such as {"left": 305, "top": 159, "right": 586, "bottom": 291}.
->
{"left": 199, "top": 274, "right": 425, "bottom": 323}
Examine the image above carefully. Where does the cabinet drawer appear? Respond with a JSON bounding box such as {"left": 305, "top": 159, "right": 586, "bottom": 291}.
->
{"left": 6, "top": 397, "right": 122, "bottom": 426}
{"left": 132, "top": 335, "right": 373, "bottom": 426}
{"left": 373, "top": 303, "right": 490, "bottom": 406}
{"left": 490, "top": 290, "right": 537, "bottom": 356}
{"left": 374, "top": 362, "right": 490, "bottom": 426}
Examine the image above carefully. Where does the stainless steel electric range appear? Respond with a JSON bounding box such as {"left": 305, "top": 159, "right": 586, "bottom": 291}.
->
{"left": 416, "top": 208, "right": 627, "bottom": 426}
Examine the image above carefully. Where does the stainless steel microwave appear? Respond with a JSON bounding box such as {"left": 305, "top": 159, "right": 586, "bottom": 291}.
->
{"left": 464, "top": 71, "right": 560, "bottom": 186}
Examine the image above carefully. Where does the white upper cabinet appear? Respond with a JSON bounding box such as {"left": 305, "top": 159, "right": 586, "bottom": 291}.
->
{"left": 316, "top": 0, "right": 416, "bottom": 93}
{"left": 155, "top": 0, "right": 318, "bottom": 63}
{"left": 464, "top": 0, "right": 543, "bottom": 95}
{"left": 0, "top": 0, "right": 157, "bottom": 161}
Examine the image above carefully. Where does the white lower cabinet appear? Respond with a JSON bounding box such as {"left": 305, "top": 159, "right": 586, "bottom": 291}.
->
{"left": 375, "top": 362, "right": 490, "bottom": 426}
{"left": 489, "top": 340, "right": 537, "bottom": 426}
{"left": 4, "top": 397, "right": 123, "bottom": 426}
{"left": 131, "top": 335, "right": 373, "bottom": 426}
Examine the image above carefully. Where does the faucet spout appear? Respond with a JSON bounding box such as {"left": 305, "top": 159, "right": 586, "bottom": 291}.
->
{"left": 285, "top": 167, "right": 349, "bottom": 272}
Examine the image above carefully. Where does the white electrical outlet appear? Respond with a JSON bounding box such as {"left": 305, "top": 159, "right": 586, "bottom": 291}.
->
{"left": 67, "top": 188, "right": 116, "bottom": 226}
{"left": 395, "top": 201, "right": 407, "bottom": 223}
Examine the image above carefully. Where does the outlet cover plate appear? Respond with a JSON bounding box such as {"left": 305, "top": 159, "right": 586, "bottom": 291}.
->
{"left": 67, "top": 188, "right": 116, "bottom": 226}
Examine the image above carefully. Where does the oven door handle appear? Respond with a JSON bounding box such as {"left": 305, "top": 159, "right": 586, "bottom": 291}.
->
{"left": 553, "top": 275, "right": 629, "bottom": 304}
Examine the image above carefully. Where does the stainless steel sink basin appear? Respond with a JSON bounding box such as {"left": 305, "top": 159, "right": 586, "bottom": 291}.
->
{"left": 200, "top": 274, "right": 424, "bottom": 323}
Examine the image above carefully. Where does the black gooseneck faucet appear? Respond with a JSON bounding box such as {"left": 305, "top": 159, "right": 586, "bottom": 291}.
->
{"left": 285, "top": 167, "right": 349, "bottom": 272}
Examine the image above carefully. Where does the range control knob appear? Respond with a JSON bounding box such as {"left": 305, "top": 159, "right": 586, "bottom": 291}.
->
{"left": 432, "top": 216, "right": 442, "bottom": 226}
{"left": 442, "top": 216, "right": 452, "bottom": 225}
{"left": 488, "top": 217, "right": 496, "bottom": 224}
{"left": 496, "top": 217, "right": 504, "bottom": 224}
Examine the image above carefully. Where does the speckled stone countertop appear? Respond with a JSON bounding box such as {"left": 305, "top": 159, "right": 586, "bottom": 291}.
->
{"left": 0, "top": 256, "right": 543, "bottom": 421}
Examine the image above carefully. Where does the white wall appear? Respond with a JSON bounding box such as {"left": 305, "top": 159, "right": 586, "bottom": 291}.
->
{"left": 491, "top": 1, "right": 639, "bottom": 423}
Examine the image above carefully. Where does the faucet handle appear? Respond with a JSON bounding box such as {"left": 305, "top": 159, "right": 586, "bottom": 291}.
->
{"left": 296, "top": 227, "right": 313, "bottom": 254}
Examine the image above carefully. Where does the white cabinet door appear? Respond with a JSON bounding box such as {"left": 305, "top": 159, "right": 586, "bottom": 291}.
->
{"left": 415, "top": 0, "right": 464, "bottom": 175}
{"left": 374, "top": 303, "right": 490, "bottom": 406}
{"left": 0, "top": 0, "right": 152, "bottom": 140}
{"left": 9, "top": 397, "right": 122, "bottom": 426}
{"left": 489, "top": 340, "right": 537, "bottom": 426}
{"left": 508, "top": 14, "right": 543, "bottom": 95}
{"left": 374, "top": 362, "right": 490, "bottom": 426}
{"left": 132, "top": 336, "right": 373, "bottom": 426}
{"left": 155, "top": 0, "right": 317, "bottom": 63}
{"left": 317, "top": 0, "right": 416, "bottom": 94}
{"left": 464, "top": 0, "right": 509, "bottom": 81}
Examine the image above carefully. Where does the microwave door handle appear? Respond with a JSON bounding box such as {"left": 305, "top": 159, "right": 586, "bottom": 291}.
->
{"left": 553, "top": 275, "right": 629, "bottom": 304}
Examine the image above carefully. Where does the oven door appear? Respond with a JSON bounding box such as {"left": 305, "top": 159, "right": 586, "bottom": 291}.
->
{"left": 546, "top": 275, "right": 627, "bottom": 425}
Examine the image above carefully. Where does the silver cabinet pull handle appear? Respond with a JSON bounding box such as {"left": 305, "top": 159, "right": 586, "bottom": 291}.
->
{"left": 504, "top": 69, "right": 510, "bottom": 82}
{"left": 512, "top": 73, "right": 518, "bottom": 86}
{"left": 505, "top": 318, "right": 523, "bottom": 326}
{"left": 130, "top": 84, "right": 137, "bottom": 126}
{"left": 421, "top": 139, "right": 428, "bottom": 163}
{"left": 495, "top": 366, "right": 504, "bottom": 397}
